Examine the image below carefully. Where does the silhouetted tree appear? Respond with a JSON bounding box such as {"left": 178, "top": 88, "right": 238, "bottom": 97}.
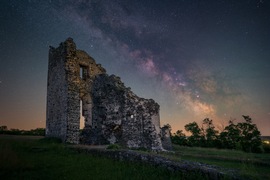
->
{"left": 0, "top": 125, "right": 8, "bottom": 134}
{"left": 170, "top": 116, "right": 263, "bottom": 153}
{"left": 202, "top": 118, "right": 219, "bottom": 147}
{"left": 162, "top": 124, "right": 172, "bottom": 139}
{"left": 219, "top": 116, "right": 262, "bottom": 152}
{"left": 185, "top": 122, "right": 204, "bottom": 146}
{"left": 219, "top": 119, "right": 241, "bottom": 149}
{"left": 237, "top": 115, "right": 262, "bottom": 152}
{"left": 0, "top": 125, "right": 8, "bottom": 131}
{"left": 171, "top": 130, "right": 188, "bottom": 146}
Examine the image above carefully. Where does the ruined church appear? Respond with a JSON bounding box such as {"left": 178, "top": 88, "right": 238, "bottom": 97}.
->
{"left": 46, "top": 38, "right": 171, "bottom": 150}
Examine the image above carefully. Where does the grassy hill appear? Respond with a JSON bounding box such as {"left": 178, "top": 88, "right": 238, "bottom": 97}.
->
{"left": 1, "top": 135, "right": 270, "bottom": 179}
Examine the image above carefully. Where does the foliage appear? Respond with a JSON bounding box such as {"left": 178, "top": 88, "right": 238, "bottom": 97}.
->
{"left": 0, "top": 126, "right": 45, "bottom": 136}
{"left": 219, "top": 116, "right": 262, "bottom": 153}
{"left": 202, "top": 118, "right": 219, "bottom": 147}
{"left": 162, "top": 123, "right": 172, "bottom": 135}
{"left": 171, "top": 115, "right": 264, "bottom": 153}
{"left": 184, "top": 121, "right": 204, "bottom": 146}
{"left": 238, "top": 115, "right": 262, "bottom": 153}
{"left": 171, "top": 130, "right": 188, "bottom": 146}
{"left": 0, "top": 126, "right": 7, "bottom": 131}
{"left": 263, "top": 143, "right": 270, "bottom": 153}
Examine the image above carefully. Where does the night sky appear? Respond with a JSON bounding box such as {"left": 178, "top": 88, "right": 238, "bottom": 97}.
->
{"left": 0, "top": 0, "right": 270, "bottom": 135}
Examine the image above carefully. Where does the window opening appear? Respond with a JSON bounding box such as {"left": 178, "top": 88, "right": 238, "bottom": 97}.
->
{"left": 80, "top": 67, "right": 83, "bottom": 79}
{"left": 80, "top": 100, "right": 85, "bottom": 129}
{"left": 80, "top": 66, "right": 88, "bottom": 80}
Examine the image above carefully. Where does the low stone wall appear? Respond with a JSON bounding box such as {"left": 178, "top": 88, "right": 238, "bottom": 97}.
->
{"left": 72, "top": 147, "right": 239, "bottom": 180}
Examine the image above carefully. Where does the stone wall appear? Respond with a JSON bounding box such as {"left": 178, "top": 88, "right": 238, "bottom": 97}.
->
{"left": 46, "top": 38, "right": 172, "bottom": 150}
{"left": 161, "top": 126, "right": 173, "bottom": 151}
{"left": 46, "top": 42, "right": 69, "bottom": 141}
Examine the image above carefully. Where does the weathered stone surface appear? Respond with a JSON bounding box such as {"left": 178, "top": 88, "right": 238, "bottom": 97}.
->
{"left": 46, "top": 38, "right": 172, "bottom": 150}
{"left": 161, "top": 126, "right": 173, "bottom": 151}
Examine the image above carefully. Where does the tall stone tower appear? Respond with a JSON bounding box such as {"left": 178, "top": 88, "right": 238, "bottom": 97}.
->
{"left": 46, "top": 38, "right": 171, "bottom": 150}
{"left": 46, "top": 38, "right": 105, "bottom": 144}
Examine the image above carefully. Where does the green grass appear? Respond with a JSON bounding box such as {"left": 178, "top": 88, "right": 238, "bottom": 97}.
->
{"left": 168, "top": 145, "right": 270, "bottom": 179}
{"left": 2, "top": 135, "right": 269, "bottom": 180}
{"left": 0, "top": 135, "right": 205, "bottom": 180}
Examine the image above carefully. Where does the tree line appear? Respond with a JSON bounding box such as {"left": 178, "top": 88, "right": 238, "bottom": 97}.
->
{"left": 0, "top": 126, "right": 45, "bottom": 136}
{"left": 168, "top": 115, "right": 267, "bottom": 153}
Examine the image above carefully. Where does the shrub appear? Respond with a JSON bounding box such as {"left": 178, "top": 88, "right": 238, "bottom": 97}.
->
{"left": 263, "top": 143, "right": 270, "bottom": 153}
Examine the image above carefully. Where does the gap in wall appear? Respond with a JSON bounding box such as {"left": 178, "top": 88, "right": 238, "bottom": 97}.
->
{"left": 80, "top": 67, "right": 83, "bottom": 79}
{"left": 80, "top": 100, "right": 85, "bottom": 129}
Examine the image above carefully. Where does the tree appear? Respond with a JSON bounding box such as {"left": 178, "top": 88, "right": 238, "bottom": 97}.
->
{"left": 219, "top": 115, "right": 262, "bottom": 152}
{"left": 185, "top": 122, "right": 204, "bottom": 146}
{"left": 220, "top": 119, "right": 241, "bottom": 149}
{"left": 202, "top": 118, "right": 219, "bottom": 147}
{"left": 163, "top": 124, "right": 172, "bottom": 132}
{"left": 0, "top": 125, "right": 8, "bottom": 134}
{"left": 171, "top": 130, "right": 187, "bottom": 146}
{"left": 0, "top": 125, "right": 8, "bottom": 131}
{"left": 162, "top": 123, "right": 172, "bottom": 137}
{"left": 237, "top": 115, "right": 262, "bottom": 153}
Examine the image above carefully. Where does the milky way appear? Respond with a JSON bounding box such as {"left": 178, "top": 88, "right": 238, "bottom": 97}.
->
{"left": 0, "top": 0, "right": 270, "bottom": 135}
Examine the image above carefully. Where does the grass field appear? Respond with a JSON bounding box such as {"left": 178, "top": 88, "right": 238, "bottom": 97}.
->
{"left": 166, "top": 145, "right": 270, "bottom": 179}
{"left": 1, "top": 135, "right": 270, "bottom": 180}
{"left": 0, "top": 135, "right": 204, "bottom": 180}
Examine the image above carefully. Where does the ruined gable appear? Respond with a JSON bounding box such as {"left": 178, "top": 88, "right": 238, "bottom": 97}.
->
{"left": 46, "top": 38, "right": 171, "bottom": 150}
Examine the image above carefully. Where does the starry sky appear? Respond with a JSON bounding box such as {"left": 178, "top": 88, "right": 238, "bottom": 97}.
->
{"left": 0, "top": 0, "right": 270, "bottom": 135}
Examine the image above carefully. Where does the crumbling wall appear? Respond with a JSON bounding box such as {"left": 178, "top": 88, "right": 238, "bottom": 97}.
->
{"left": 46, "top": 38, "right": 171, "bottom": 150}
{"left": 87, "top": 74, "right": 163, "bottom": 150}
{"left": 161, "top": 126, "right": 173, "bottom": 151}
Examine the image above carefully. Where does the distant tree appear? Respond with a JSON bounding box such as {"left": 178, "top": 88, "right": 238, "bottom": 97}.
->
{"left": 163, "top": 124, "right": 172, "bottom": 131}
{"left": 219, "top": 116, "right": 262, "bottom": 152}
{"left": 237, "top": 115, "right": 262, "bottom": 153}
{"left": 0, "top": 127, "right": 45, "bottom": 136}
{"left": 0, "top": 125, "right": 8, "bottom": 131}
{"left": 162, "top": 124, "right": 172, "bottom": 135}
{"left": 185, "top": 122, "right": 204, "bottom": 146}
{"left": 171, "top": 130, "right": 188, "bottom": 146}
{"left": 9, "top": 129, "right": 22, "bottom": 135}
{"left": 30, "top": 128, "right": 46, "bottom": 136}
{"left": 202, "top": 118, "right": 219, "bottom": 147}
{"left": 219, "top": 119, "right": 241, "bottom": 149}
{"left": 175, "top": 130, "right": 186, "bottom": 137}
{"left": 0, "top": 125, "right": 8, "bottom": 134}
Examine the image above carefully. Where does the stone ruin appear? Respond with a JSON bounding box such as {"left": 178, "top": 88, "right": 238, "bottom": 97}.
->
{"left": 46, "top": 38, "right": 172, "bottom": 150}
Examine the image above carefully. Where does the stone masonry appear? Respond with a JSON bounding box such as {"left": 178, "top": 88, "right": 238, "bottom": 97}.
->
{"left": 46, "top": 38, "right": 172, "bottom": 150}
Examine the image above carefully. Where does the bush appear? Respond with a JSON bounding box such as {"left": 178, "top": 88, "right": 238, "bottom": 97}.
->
{"left": 263, "top": 143, "right": 270, "bottom": 153}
